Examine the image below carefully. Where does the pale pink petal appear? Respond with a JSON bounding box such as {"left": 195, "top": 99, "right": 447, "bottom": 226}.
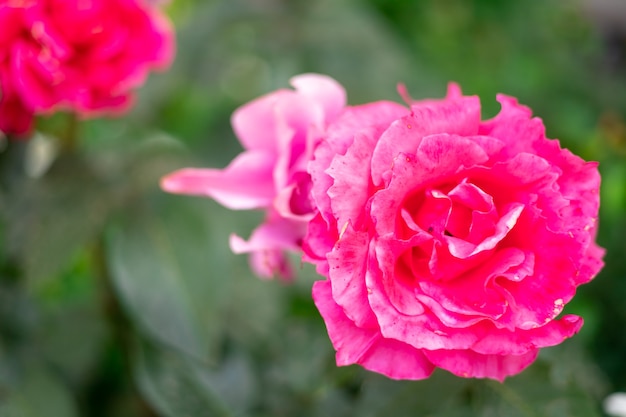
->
{"left": 231, "top": 89, "right": 293, "bottom": 152}
{"left": 236, "top": 76, "right": 339, "bottom": 166}
{"left": 247, "top": 248, "right": 293, "bottom": 280}
{"left": 271, "top": 92, "right": 323, "bottom": 190}
{"left": 302, "top": 213, "right": 337, "bottom": 276}
{"left": 229, "top": 217, "right": 304, "bottom": 255}
{"left": 308, "top": 138, "right": 339, "bottom": 225}
{"left": 229, "top": 217, "right": 305, "bottom": 280}
{"left": 289, "top": 73, "right": 347, "bottom": 122}
{"left": 160, "top": 151, "right": 276, "bottom": 210}
{"left": 273, "top": 180, "right": 315, "bottom": 221}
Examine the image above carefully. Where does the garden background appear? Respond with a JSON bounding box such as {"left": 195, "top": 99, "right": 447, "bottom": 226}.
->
{"left": 1, "top": 0, "right": 626, "bottom": 416}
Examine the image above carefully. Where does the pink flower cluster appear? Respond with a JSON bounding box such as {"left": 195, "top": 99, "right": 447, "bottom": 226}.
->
{"left": 0, "top": 0, "right": 174, "bottom": 135}
{"left": 162, "top": 75, "right": 604, "bottom": 381}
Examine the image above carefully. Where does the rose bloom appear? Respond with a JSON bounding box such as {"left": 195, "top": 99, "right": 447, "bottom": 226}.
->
{"left": 305, "top": 84, "right": 604, "bottom": 381}
{"left": 0, "top": 0, "right": 174, "bottom": 135}
{"left": 162, "top": 74, "right": 346, "bottom": 279}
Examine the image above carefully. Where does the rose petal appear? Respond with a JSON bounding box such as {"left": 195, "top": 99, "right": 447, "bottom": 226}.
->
{"left": 372, "top": 134, "right": 495, "bottom": 236}
{"left": 289, "top": 73, "right": 347, "bottom": 122}
{"left": 370, "top": 96, "right": 482, "bottom": 185}
{"left": 229, "top": 217, "right": 304, "bottom": 255}
{"left": 327, "top": 126, "right": 380, "bottom": 229}
{"left": 231, "top": 89, "right": 294, "bottom": 152}
{"left": 446, "top": 203, "right": 524, "bottom": 259}
{"left": 313, "top": 280, "right": 435, "bottom": 380}
{"left": 376, "top": 236, "right": 430, "bottom": 316}
{"left": 423, "top": 348, "right": 538, "bottom": 382}
{"left": 327, "top": 225, "right": 378, "bottom": 327}
{"left": 0, "top": 67, "right": 34, "bottom": 135}
{"left": 470, "top": 314, "right": 583, "bottom": 356}
{"left": 229, "top": 217, "right": 305, "bottom": 280}
{"left": 309, "top": 101, "right": 408, "bottom": 225}
{"left": 160, "top": 151, "right": 276, "bottom": 210}
{"left": 246, "top": 248, "right": 293, "bottom": 280}
{"left": 366, "top": 253, "right": 480, "bottom": 351}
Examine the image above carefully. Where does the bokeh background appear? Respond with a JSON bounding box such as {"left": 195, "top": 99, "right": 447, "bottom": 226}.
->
{"left": 1, "top": 0, "right": 626, "bottom": 416}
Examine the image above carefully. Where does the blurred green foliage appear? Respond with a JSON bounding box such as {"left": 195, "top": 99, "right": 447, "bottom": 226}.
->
{"left": 1, "top": 0, "right": 625, "bottom": 416}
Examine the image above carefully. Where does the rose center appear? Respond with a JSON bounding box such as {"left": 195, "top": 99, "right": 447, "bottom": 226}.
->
{"left": 405, "top": 179, "right": 498, "bottom": 245}
{"left": 396, "top": 178, "right": 524, "bottom": 283}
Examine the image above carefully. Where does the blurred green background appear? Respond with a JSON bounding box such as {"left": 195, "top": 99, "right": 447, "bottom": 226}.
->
{"left": 1, "top": 0, "right": 625, "bottom": 416}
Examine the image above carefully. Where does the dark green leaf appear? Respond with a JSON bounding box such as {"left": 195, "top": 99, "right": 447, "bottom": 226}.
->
{"left": 106, "top": 199, "right": 211, "bottom": 361}
{"left": 37, "top": 301, "right": 108, "bottom": 384}
{"left": 0, "top": 362, "right": 79, "bottom": 417}
{"left": 355, "top": 370, "right": 469, "bottom": 417}
{"left": 6, "top": 153, "right": 118, "bottom": 289}
{"left": 133, "top": 338, "right": 241, "bottom": 417}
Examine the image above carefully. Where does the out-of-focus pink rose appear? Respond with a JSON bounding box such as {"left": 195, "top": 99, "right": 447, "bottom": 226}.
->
{"left": 0, "top": 0, "right": 174, "bottom": 135}
{"left": 305, "top": 84, "right": 604, "bottom": 381}
{"left": 161, "top": 74, "right": 346, "bottom": 280}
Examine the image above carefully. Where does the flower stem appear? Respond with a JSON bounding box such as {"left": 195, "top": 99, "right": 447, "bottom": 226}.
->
{"left": 86, "top": 237, "right": 160, "bottom": 417}
{"left": 60, "top": 112, "right": 79, "bottom": 154}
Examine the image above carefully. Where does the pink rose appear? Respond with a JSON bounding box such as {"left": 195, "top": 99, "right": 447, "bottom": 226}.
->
{"left": 161, "top": 74, "right": 346, "bottom": 279}
{"left": 0, "top": 0, "right": 174, "bottom": 135}
{"left": 305, "top": 84, "right": 604, "bottom": 381}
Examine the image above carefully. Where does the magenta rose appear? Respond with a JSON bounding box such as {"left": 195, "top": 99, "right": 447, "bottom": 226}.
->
{"left": 305, "top": 84, "right": 604, "bottom": 381}
{"left": 162, "top": 74, "right": 346, "bottom": 279}
{"left": 0, "top": 0, "right": 174, "bottom": 135}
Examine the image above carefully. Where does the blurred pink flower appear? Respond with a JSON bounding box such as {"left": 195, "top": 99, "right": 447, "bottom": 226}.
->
{"left": 162, "top": 74, "right": 346, "bottom": 280}
{"left": 0, "top": 0, "right": 174, "bottom": 135}
{"left": 305, "top": 83, "right": 604, "bottom": 381}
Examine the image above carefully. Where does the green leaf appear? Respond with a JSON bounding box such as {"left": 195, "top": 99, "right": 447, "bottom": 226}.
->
{"left": 6, "top": 153, "right": 118, "bottom": 289}
{"left": 476, "top": 345, "right": 606, "bottom": 417}
{"left": 354, "top": 370, "right": 470, "bottom": 417}
{"left": 133, "top": 338, "right": 243, "bottom": 417}
{"left": 428, "top": 345, "right": 606, "bottom": 417}
{"left": 0, "top": 362, "right": 79, "bottom": 417}
{"left": 37, "top": 301, "right": 108, "bottom": 384}
{"left": 351, "top": 343, "right": 607, "bottom": 417}
{"left": 106, "top": 198, "right": 211, "bottom": 361}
